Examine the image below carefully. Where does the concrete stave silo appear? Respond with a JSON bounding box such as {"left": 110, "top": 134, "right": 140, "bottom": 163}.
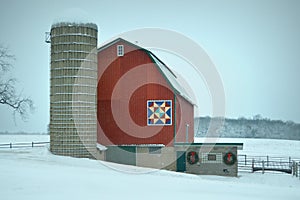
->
{"left": 49, "top": 22, "right": 98, "bottom": 158}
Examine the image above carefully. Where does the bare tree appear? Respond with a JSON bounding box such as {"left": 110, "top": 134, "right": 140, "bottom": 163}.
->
{"left": 0, "top": 45, "right": 33, "bottom": 120}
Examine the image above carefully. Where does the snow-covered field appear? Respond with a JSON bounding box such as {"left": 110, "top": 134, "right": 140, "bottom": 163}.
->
{"left": 2, "top": 135, "right": 300, "bottom": 158}
{"left": 0, "top": 134, "right": 49, "bottom": 143}
{"left": 0, "top": 135, "right": 299, "bottom": 200}
{"left": 195, "top": 137, "right": 300, "bottom": 158}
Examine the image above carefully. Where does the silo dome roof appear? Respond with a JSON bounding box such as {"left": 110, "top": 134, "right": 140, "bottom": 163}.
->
{"left": 52, "top": 7, "right": 97, "bottom": 30}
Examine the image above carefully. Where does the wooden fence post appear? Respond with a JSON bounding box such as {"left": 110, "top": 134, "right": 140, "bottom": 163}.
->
{"left": 298, "top": 163, "right": 300, "bottom": 179}
{"left": 296, "top": 163, "right": 298, "bottom": 178}
{"left": 296, "top": 163, "right": 298, "bottom": 177}
{"left": 292, "top": 161, "right": 296, "bottom": 176}
{"left": 32, "top": 142, "right": 34, "bottom": 147}
{"left": 262, "top": 160, "right": 265, "bottom": 174}
{"left": 252, "top": 159, "right": 254, "bottom": 173}
{"left": 10, "top": 143, "right": 12, "bottom": 148}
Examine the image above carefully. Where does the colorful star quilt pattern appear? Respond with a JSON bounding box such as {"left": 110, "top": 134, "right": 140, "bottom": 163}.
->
{"left": 147, "top": 100, "right": 172, "bottom": 125}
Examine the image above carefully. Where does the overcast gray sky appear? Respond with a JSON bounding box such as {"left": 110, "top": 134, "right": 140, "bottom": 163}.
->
{"left": 0, "top": 0, "right": 299, "bottom": 133}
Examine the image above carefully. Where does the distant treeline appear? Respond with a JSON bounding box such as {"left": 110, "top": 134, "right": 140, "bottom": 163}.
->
{"left": 1, "top": 117, "right": 300, "bottom": 140}
{"left": 194, "top": 116, "right": 300, "bottom": 140}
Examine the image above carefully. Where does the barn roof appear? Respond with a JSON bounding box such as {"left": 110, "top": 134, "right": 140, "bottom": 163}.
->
{"left": 98, "top": 38, "right": 195, "bottom": 105}
{"left": 174, "top": 143, "right": 244, "bottom": 150}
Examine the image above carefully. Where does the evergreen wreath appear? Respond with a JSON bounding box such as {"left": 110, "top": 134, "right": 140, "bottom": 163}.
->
{"left": 187, "top": 151, "right": 199, "bottom": 165}
{"left": 223, "top": 152, "right": 237, "bottom": 165}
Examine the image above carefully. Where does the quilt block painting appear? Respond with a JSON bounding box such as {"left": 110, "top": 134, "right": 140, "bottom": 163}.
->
{"left": 147, "top": 100, "right": 172, "bottom": 126}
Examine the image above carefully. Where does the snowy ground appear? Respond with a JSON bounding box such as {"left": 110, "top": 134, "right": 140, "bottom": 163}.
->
{"left": 0, "top": 135, "right": 299, "bottom": 200}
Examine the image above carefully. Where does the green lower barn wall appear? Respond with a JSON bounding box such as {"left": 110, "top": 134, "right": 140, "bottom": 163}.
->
{"left": 105, "top": 146, "right": 136, "bottom": 165}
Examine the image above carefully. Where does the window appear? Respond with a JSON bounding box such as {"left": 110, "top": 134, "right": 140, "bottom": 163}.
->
{"left": 207, "top": 154, "right": 217, "bottom": 161}
{"left": 149, "top": 147, "right": 161, "bottom": 154}
{"left": 202, "top": 153, "right": 222, "bottom": 163}
{"left": 117, "top": 45, "right": 124, "bottom": 56}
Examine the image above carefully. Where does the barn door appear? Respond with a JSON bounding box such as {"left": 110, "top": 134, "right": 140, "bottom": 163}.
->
{"left": 176, "top": 151, "right": 186, "bottom": 172}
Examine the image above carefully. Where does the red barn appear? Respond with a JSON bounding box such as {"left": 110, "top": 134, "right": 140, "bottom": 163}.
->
{"left": 97, "top": 38, "right": 194, "bottom": 147}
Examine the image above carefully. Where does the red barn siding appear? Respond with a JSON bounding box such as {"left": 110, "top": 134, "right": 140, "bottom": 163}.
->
{"left": 175, "top": 95, "right": 194, "bottom": 143}
{"left": 97, "top": 41, "right": 176, "bottom": 146}
{"left": 97, "top": 39, "right": 194, "bottom": 147}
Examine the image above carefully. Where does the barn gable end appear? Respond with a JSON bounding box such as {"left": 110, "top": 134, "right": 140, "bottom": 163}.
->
{"left": 97, "top": 38, "right": 194, "bottom": 147}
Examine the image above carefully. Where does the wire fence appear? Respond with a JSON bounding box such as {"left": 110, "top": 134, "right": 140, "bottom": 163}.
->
{"left": 0, "top": 141, "right": 49, "bottom": 149}
{"left": 238, "top": 154, "right": 300, "bottom": 179}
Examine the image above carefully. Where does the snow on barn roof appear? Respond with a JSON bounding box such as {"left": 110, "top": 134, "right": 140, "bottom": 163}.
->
{"left": 146, "top": 52, "right": 194, "bottom": 105}
{"left": 174, "top": 142, "right": 244, "bottom": 150}
{"left": 98, "top": 38, "right": 195, "bottom": 105}
{"left": 107, "top": 144, "right": 165, "bottom": 147}
{"left": 96, "top": 143, "right": 107, "bottom": 151}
